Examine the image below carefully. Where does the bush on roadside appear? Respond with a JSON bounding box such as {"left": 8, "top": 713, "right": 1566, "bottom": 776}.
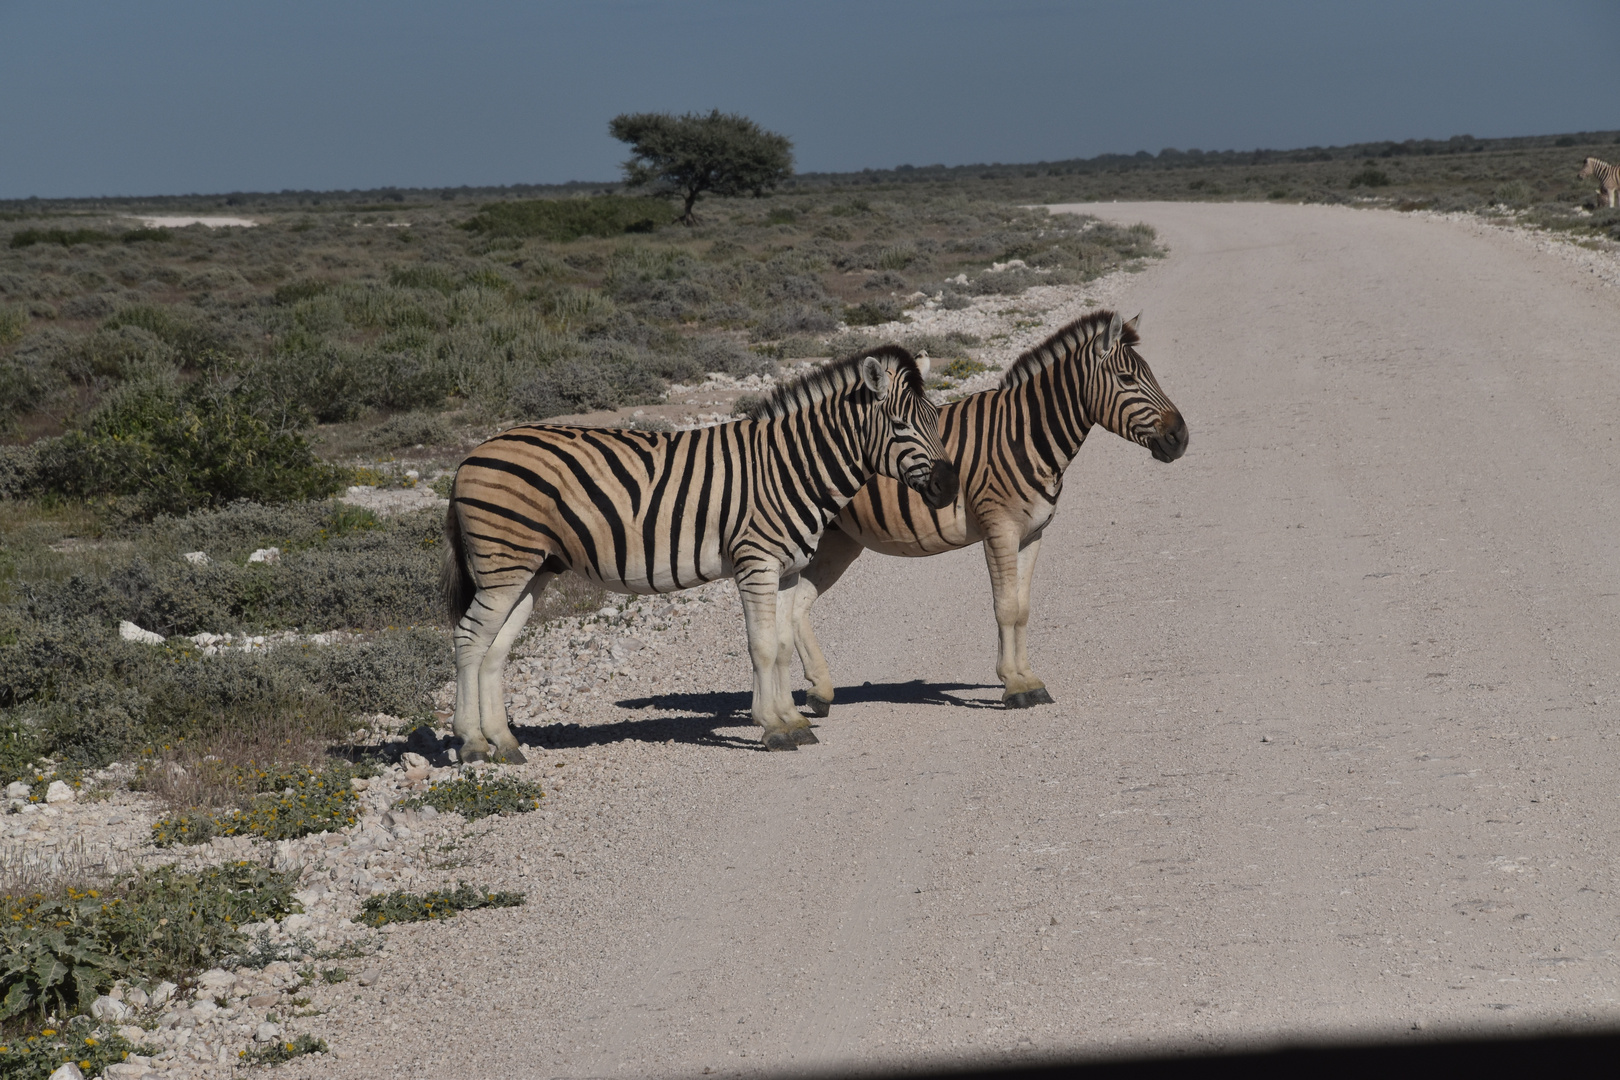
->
{"left": 357, "top": 882, "right": 524, "bottom": 927}
{"left": 150, "top": 763, "right": 364, "bottom": 846}
{"left": 401, "top": 772, "right": 543, "bottom": 821}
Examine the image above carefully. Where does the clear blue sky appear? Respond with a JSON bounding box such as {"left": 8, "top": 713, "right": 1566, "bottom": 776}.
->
{"left": 3, "top": 0, "right": 1616, "bottom": 199}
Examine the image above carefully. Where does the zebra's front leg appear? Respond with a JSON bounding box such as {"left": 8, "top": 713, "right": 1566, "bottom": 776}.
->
{"left": 792, "top": 526, "right": 865, "bottom": 718}
{"left": 982, "top": 528, "right": 1053, "bottom": 709}
{"left": 736, "top": 564, "right": 801, "bottom": 751}
{"left": 773, "top": 573, "right": 817, "bottom": 744}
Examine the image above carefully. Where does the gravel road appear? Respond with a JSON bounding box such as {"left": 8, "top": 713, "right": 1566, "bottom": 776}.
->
{"left": 284, "top": 202, "right": 1620, "bottom": 1078}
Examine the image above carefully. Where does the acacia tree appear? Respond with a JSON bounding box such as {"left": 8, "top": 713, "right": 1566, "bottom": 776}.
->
{"left": 608, "top": 110, "right": 794, "bottom": 224}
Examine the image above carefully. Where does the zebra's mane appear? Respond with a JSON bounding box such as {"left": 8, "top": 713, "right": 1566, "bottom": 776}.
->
{"left": 998, "top": 309, "right": 1136, "bottom": 390}
{"left": 746, "top": 344, "right": 925, "bottom": 420}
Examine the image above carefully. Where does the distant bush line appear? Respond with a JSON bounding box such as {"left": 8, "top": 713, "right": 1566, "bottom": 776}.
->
{"left": 462, "top": 195, "right": 677, "bottom": 241}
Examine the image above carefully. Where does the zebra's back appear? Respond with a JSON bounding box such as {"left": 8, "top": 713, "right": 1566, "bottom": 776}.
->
{"left": 453, "top": 423, "right": 751, "bottom": 594}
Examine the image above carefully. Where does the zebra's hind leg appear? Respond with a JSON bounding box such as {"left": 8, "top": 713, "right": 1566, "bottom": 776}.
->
{"left": 452, "top": 583, "right": 525, "bottom": 762}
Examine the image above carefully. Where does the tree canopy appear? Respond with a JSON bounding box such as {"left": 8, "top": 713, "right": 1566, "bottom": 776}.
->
{"left": 609, "top": 110, "right": 794, "bottom": 224}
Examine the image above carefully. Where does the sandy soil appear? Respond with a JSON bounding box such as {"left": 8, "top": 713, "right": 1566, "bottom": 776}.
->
{"left": 125, "top": 215, "right": 259, "bottom": 228}
{"left": 277, "top": 202, "right": 1620, "bottom": 1078}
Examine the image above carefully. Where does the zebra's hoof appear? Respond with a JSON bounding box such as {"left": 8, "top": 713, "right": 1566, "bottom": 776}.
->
{"left": 789, "top": 726, "right": 820, "bottom": 746}
{"left": 806, "top": 694, "right": 832, "bottom": 718}
{"left": 762, "top": 730, "right": 800, "bottom": 752}
{"left": 491, "top": 747, "right": 528, "bottom": 765}
{"left": 1003, "top": 688, "right": 1054, "bottom": 709}
{"left": 460, "top": 748, "right": 491, "bottom": 763}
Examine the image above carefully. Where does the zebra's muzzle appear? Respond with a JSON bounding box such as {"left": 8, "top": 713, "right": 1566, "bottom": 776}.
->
{"left": 1147, "top": 414, "right": 1189, "bottom": 463}
{"left": 912, "top": 457, "right": 960, "bottom": 510}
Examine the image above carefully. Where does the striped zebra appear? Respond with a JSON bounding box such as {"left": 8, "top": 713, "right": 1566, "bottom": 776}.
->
{"left": 443, "top": 346, "right": 957, "bottom": 756}
{"left": 1580, "top": 157, "right": 1619, "bottom": 208}
{"left": 791, "top": 310, "right": 1187, "bottom": 713}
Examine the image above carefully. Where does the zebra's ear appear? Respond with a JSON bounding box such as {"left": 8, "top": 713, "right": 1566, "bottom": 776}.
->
{"left": 860, "top": 355, "right": 892, "bottom": 396}
{"left": 1098, "top": 312, "right": 1123, "bottom": 354}
{"left": 915, "top": 350, "right": 931, "bottom": 377}
{"left": 1124, "top": 312, "right": 1141, "bottom": 335}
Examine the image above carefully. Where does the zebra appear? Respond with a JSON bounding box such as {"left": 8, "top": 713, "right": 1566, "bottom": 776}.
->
{"left": 1579, "top": 157, "right": 1619, "bottom": 209}
{"left": 442, "top": 346, "right": 958, "bottom": 757}
{"left": 790, "top": 310, "right": 1187, "bottom": 713}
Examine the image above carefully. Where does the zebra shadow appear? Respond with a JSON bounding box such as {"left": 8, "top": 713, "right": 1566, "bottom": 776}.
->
{"left": 812, "top": 679, "right": 1004, "bottom": 710}
{"left": 509, "top": 689, "right": 759, "bottom": 752}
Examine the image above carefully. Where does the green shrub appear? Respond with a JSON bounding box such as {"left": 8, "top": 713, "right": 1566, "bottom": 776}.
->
{"left": 463, "top": 196, "right": 677, "bottom": 241}
{"left": 401, "top": 772, "right": 543, "bottom": 821}
{"left": 7, "top": 228, "right": 115, "bottom": 249}
{"left": 0, "top": 862, "right": 299, "bottom": 1022}
{"left": 240, "top": 1033, "right": 328, "bottom": 1067}
{"left": 843, "top": 300, "right": 906, "bottom": 327}
{"left": 151, "top": 763, "right": 362, "bottom": 846}
{"left": 30, "top": 392, "right": 345, "bottom": 518}
{"left": 120, "top": 227, "right": 172, "bottom": 244}
{"left": 1348, "top": 167, "right": 1391, "bottom": 188}
{"left": 0, "top": 305, "right": 25, "bottom": 346}
{"left": 357, "top": 882, "right": 524, "bottom": 927}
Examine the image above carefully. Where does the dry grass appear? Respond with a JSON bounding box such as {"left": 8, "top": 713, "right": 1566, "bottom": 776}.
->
{"left": 135, "top": 712, "right": 334, "bottom": 813}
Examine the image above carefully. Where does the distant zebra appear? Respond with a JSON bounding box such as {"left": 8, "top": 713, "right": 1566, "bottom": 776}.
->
{"left": 792, "top": 311, "right": 1187, "bottom": 713}
{"left": 444, "top": 347, "right": 958, "bottom": 756}
{"left": 1580, "top": 157, "right": 1620, "bottom": 208}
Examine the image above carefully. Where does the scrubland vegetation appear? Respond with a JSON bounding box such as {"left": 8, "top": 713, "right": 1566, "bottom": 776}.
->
{"left": 2, "top": 125, "right": 1613, "bottom": 1070}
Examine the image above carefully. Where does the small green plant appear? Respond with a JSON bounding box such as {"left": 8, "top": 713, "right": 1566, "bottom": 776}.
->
{"left": 0, "top": 306, "right": 26, "bottom": 346}
{"left": 0, "top": 1019, "right": 140, "bottom": 1080}
{"left": 240, "top": 1032, "right": 328, "bottom": 1067}
{"left": 0, "top": 862, "right": 299, "bottom": 1022}
{"left": 357, "top": 882, "right": 525, "bottom": 927}
{"left": 320, "top": 966, "right": 348, "bottom": 984}
{"left": 400, "top": 771, "right": 542, "bottom": 821}
{"left": 933, "top": 356, "right": 991, "bottom": 386}
{"left": 151, "top": 764, "right": 363, "bottom": 846}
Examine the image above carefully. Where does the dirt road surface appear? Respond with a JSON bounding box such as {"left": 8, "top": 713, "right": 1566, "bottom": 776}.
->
{"left": 291, "top": 203, "right": 1620, "bottom": 1078}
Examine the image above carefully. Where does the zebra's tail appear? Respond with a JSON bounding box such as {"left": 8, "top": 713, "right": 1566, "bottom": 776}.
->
{"left": 442, "top": 501, "right": 477, "bottom": 626}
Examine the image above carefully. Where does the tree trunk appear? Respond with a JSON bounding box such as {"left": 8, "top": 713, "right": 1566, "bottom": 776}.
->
{"left": 680, "top": 188, "right": 700, "bottom": 225}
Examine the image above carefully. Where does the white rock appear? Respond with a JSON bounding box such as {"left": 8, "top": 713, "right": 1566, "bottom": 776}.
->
{"left": 118, "top": 620, "right": 165, "bottom": 645}
{"left": 91, "top": 994, "right": 131, "bottom": 1021}
{"left": 45, "top": 780, "right": 74, "bottom": 803}
{"left": 117, "top": 1024, "right": 146, "bottom": 1042}
{"left": 151, "top": 980, "right": 177, "bottom": 1005}
{"left": 190, "top": 999, "right": 219, "bottom": 1018}
{"left": 357, "top": 967, "right": 382, "bottom": 986}
{"left": 399, "top": 751, "right": 428, "bottom": 770}
{"left": 247, "top": 547, "right": 281, "bottom": 564}
{"left": 281, "top": 913, "right": 312, "bottom": 933}
{"left": 255, "top": 1022, "right": 281, "bottom": 1043}
{"left": 196, "top": 968, "right": 236, "bottom": 990}
{"left": 48, "top": 1063, "right": 85, "bottom": 1080}
{"left": 4, "top": 780, "right": 28, "bottom": 799}
{"left": 125, "top": 985, "right": 149, "bottom": 1007}
{"left": 182, "top": 550, "right": 210, "bottom": 565}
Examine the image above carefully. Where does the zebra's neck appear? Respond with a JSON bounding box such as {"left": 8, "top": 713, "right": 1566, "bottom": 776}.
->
{"left": 1001, "top": 340, "right": 1095, "bottom": 472}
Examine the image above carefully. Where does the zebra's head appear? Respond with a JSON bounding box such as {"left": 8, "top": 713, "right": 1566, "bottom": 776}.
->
{"left": 1580, "top": 157, "right": 1602, "bottom": 178}
{"left": 1085, "top": 312, "right": 1188, "bottom": 463}
{"left": 855, "top": 346, "right": 959, "bottom": 510}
